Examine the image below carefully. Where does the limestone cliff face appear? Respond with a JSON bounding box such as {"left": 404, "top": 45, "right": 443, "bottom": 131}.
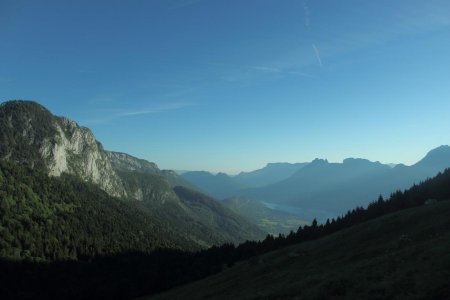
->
{"left": 0, "top": 101, "right": 127, "bottom": 198}
{"left": 0, "top": 101, "right": 188, "bottom": 200}
{"left": 39, "top": 117, "right": 127, "bottom": 198}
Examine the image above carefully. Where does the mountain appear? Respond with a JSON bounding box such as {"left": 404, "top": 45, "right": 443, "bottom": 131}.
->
{"left": 106, "top": 151, "right": 198, "bottom": 190}
{"left": 180, "top": 146, "right": 450, "bottom": 220}
{"left": 233, "top": 162, "right": 308, "bottom": 188}
{"left": 0, "top": 100, "right": 126, "bottom": 197}
{"left": 0, "top": 160, "right": 200, "bottom": 261}
{"left": 240, "top": 148, "right": 450, "bottom": 217}
{"left": 0, "top": 100, "right": 265, "bottom": 259}
{"left": 181, "top": 171, "right": 245, "bottom": 199}
{"left": 173, "top": 187, "right": 265, "bottom": 243}
{"left": 4, "top": 164, "right": 450, "bottom": 299}
{"left": 410, "top": 145, "right": 450, "bottom": 173}
{"left": 147, "top": 199, "right": 450, "bottom": 300}
{"left": 181, "top": 163, "right": 309, "bottom": 200}
{"left": 222, "top": 197, "right": 309, "bottom": 235}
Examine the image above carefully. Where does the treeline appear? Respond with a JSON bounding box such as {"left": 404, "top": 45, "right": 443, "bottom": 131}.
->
{"left": 1, "top": 163, "right": 449, "bottom": 299}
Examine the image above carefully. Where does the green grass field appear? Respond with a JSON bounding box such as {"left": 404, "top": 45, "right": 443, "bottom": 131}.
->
{"left": 145, "top": 200, "right": 450, "bottom": 300}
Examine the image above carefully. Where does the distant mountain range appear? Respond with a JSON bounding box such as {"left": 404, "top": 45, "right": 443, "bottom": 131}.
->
{"left": 181, "top": 162, "right": 308, "bottom": 199}
{"left": 241, "top": 147, "right": 450, "bottom": 216}
{"left": 181, "top": 146, "right": 450, "bottom": 219}
{"left": 181, "top": 171, "right": 245, "bottom": 200}
{"left": 234, "top": 162, "right": 309, "bottom": 188}
{"left": 0, "top": 100, "right": 264, "bottom": 260}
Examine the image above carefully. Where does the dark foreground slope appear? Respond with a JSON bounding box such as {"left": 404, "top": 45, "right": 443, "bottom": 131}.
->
{"left": 147, "top": 200, "right": 450, "bottom": 300}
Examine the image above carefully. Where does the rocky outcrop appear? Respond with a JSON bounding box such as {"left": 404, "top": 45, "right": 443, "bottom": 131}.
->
{"left": 0, "top": 101, "right": 127, "bottom": 198}
{"left": 39, "top": 117, "right": 127, "bottom": 198}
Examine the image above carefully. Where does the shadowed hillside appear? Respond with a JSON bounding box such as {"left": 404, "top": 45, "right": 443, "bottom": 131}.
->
{"left": 146, "top": 200, "right": 450, "bottom": 300}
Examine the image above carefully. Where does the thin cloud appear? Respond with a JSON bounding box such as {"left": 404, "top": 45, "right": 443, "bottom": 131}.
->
{"left": 207, "top": 57, "right": 317, "bottom": 84}
{"left": 82, "top": 102, "right": 195, "bottom": 125}
{"left": 287, "top": 71, "right": 316, "bottom": 78}
{"left": 251, "top": 66, "right": 281, "bottom": 73}
{"left": 119, "top": 102, "right": 194, "bottom": 117}
{"left": 312, "top": 44, "right": 323, "bottom": 67}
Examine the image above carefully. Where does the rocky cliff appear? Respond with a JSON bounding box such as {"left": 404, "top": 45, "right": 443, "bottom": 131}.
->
{"left": 0, "top": 100, "right": 126, "bottom": 197}
{"left": 43, "top": 117, "right": 127, "bottom": 197}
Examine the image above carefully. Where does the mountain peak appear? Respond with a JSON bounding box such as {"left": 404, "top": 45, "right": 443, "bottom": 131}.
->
{"left": 1, "top": 99, "right": 47, "bottom": 109}
{"left": 422, "top": 145, "right": 450, "bottom": 159}
{"left": 342, "top": 158, "right": 381, "bottom": 166}
{"left": 0, "top": 100, "right": 54, "bottom": 121}
{"left": 427, "top": 145, "right": 450, "bottom": 154}
{"left": 310, "top": 158, "right": 329, "bottom": 165}
{"left": 414, "top": 145, "right": 450, "bottom": 168}
{"left": 216, "top": 172, "right": 230, "bottom": 178}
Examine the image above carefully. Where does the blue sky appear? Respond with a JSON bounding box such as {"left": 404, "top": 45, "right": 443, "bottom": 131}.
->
{"left": 1, "top": 0, "right": 450, "bottom": 173}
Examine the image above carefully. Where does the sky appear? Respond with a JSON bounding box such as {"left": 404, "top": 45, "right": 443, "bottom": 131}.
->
{"left": 1, "top": 0, "right": 450, "bottom": 173}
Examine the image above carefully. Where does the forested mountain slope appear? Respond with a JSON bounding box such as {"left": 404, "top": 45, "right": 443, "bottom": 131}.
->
{"left": 0, "top": 160, "right": 199, "bottom": 260}
{"left": 0, "top": 100, "right": 264, "bottom": 256}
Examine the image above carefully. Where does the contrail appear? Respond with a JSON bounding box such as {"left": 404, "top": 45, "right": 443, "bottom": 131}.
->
{"left": 303, "top": 0, "right": 310, "bottom": 29}
{"left": 312, "top": 43, "right": 323, "bottom": 67}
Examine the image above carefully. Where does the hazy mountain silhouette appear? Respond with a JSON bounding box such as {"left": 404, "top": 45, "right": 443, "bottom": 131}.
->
{"left": 181, "top": 163, "right": 308, "bottom": 200}
{"left": 240, "top": 146, "right": 450, "bottom": 216}
{"left": 181, "top": 171, "right": 245, "bottom": 199}
{"left": 234, "top": 162, "right": 308, "bottom": 188}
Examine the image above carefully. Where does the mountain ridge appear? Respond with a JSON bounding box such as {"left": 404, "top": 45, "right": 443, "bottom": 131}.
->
{"left": 180, "top": 145, "right": 450, "bottom": 219}
{"left": 181, "top": 162, "right": 309, "bottom": 200}
{"left": 0, "top": 100, "right": 265, "bottom": 256}
{"left": 239, "top": 146, "right": 450, "bottom": 216}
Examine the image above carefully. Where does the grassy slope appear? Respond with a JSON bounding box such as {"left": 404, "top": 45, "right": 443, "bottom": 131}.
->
{"left": 146, "top": 200, "right": 450, "bottom": 300}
